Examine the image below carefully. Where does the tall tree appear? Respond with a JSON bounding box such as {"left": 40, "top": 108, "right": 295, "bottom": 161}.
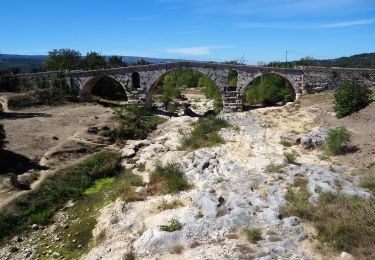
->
{"left": 83, "top": 52, "right": 107, "bottom": 70}
{"left": 108, "top": 56, "right": 126, "bottom": 68}
{"left": 43, "top": 49, "right": 82, "bottom": 71}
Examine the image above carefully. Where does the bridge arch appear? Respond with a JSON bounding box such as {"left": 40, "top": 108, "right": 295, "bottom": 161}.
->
{"left": 240, "top": 72, "right": 297, "bottom": 107}
{"left": 240, "top": 71, "right": 299, "bottom": 99}
{"left": 144, "top": 67, "right": 225, "bottom": 106}
{"left": 79, "top": 75, "right": 128, "bottom": 101}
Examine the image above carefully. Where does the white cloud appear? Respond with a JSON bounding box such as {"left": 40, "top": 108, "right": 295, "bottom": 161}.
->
{"left": 234, "top": 19, "right": 375, "bottom": 29}
{"left": 166, "top": 45, "right": 235, "bottom": 56}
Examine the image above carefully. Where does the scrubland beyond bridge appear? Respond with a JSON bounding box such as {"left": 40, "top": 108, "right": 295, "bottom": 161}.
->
{"left": 4, "top": 61, "right": 375, "bottom": 112}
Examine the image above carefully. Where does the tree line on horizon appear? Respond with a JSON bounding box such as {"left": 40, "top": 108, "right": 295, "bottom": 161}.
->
{"left": 0, "top": 49, "right": 151, "bottom": 75}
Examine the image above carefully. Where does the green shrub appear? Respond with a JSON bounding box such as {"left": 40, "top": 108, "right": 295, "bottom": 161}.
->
{"left": 334, "top": 81, "right": 372, "bottom": 118}
{"left": 123, "top": 252, "right": 135, "bottom": 260}
{"left": 326, "top": 127, "right": 351, "bottom": 155}
{"left": 0, "top": 151, "right": 121, "bottom": 241}
{"left": 149, "top": 162, "right": 189, "bottom": 194}
{"left": 160, "top": 219, "right": 182, "bottom": 232}
{"left": 0, "top": 124, "right": 6, "bottom": 149}
{"left": 180, "top": 115, "right": 229, "bottom": 151}
{"left": 244, "top": 228, "right": 262, "bottom": 243}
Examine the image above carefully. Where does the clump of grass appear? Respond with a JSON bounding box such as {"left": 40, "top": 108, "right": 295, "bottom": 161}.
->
{"left": 121, "top": 186, "right": 145, "bottom": 203}
{"left": 360, "top": 178, "right": 375, "bottom": 191}
{"left": 280, "top": 177, "right": 313, "bottom": 219}
{"left": 158, "top": 199, "right": 184, "bottom": 211}
{"left": 280, "top": 140, "right": 292, "bottom": 147}
{"left": 283, "top": 152, "right": 299, "bottom": 165}
{"left": 171, "top": 245, "right": 184, "bottom": 254}
{"left": 325, "top": 127, "right": 351, "bottom": 155}
{"left": 265, "top": 164, "right": 284, "bottom": 173}
{"left": 136, "top": 162, "right": 146, "bottom": 172}
{"left": 149, "top": 162, "right": 189, "bottom": 194}
{"left": 179, "top": 115, "right": 229, "bottom": 151}
{"left": 160, "top": 219, "right": 182, "bottom": 232}
{"left": 123, "top": 252, "right": 135, "bottom": 260}
{"left": 281, "top": 180, "right": 375, "bottom": 256}
{"left": 244, "top": 228, "right": 262, "bottom": 243}
{"left": 0, "top": 151, "right": 121, "bottom": 241}
{"left": 214, "top": 177, "right": 225, "bottom": 184}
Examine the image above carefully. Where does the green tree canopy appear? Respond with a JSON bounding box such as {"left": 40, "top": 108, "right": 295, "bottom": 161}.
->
{"left": 108, "top": 56, "right": 126, "bottom": 68}
{"left": 43, "top": 49, "right": 82, "bottom": 71}
{"left": 83, "top": 52, "right": 107, "bottom": 70}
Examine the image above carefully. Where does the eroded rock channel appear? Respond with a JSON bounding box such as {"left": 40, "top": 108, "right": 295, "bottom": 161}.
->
{"left": 1, "top": 95, "right": 373, "bottom": 260}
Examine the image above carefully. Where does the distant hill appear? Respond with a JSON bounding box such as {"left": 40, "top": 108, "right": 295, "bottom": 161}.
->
{"left": 269, "top": 52, "right": 375, "bottom": 69}
{"left": 0, "top": 54, "right": 178, "bottom": 72}
{"left": 318, "top": 53, "right": 375, "bottom": 69}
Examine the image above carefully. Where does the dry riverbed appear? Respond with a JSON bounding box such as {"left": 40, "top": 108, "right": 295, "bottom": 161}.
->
{"left": 0, "top": 92, "right": 374, "bottom": 259}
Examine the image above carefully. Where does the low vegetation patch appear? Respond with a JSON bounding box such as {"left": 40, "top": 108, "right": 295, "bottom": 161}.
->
{"left": 244, "top": 228, "right": 262, "bottom": 243}
{"left": 179, "top": 115, "right": 229, "bottom": 151}
{"left": 334, "top": 81, "right": 372, "bottom": 118}
{"left": 123, "top": 252, "right": 135, "bottom": 260}
{"left": 160, "top": 219, "right": 182, "bottom": 232}
{"left": 158, "top": 199, "right": 184, "bottom": 211}
{"left": 280, "top": 140, "right": 292, "bottom": 147}
{"left": 325, "top": 127, "right": 351, "bottom": 155}
{"left": 149, "top": 162, "right": 189, "bottom": 194}
{"left": 361, "top": 178, "right": 375, "bottom": 191}
{"left": 102, "top": 105, "right": 166, "bottom": 143}
{"left": 0, "top": 151, "right": 121, "bottom": 241}
{"left": 281, "top": 178, "right": 375, "bottom": 257}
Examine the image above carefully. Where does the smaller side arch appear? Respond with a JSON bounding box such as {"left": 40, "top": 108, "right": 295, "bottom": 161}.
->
{"left": 239, "top": 72, "right": 299, "bottom": 100}
{"left": 79, "top": 75, "right": 128, "bottom": 101}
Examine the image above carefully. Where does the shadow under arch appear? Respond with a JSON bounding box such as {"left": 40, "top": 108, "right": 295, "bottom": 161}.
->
{"left": 144, "top": 67, "right": 224, "bottom": 108}
{"left": 241, "top": 72, "right": 297, "bottom": 110}
{"left": 80, "top": 76, "right": 128, "bottom": 101}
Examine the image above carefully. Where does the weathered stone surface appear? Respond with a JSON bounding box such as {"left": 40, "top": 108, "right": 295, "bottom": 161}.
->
{"left": 300, "top": 129, "right": 328, "bottom": 149}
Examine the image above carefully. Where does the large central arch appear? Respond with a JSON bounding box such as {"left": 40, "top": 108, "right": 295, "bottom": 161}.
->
{"left": 145, "top": 68, "right": 225, "bottom": 107}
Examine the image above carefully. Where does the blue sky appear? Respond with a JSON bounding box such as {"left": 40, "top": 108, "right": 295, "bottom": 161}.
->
{"left": 0, "top": 0, "right": 374, "bottom": 63}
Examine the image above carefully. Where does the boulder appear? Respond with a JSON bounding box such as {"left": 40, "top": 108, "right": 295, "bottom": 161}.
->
{"left": 280, "top": 133, "right": 300, "bottom": 145}
{"left": 300, "top": 129, "right": 328, "bottom": 149}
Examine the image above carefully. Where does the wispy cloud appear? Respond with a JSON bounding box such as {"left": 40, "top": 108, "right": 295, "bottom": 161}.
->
{"left": 234, "top": 19, "right": 375, "bottom": 29}
{"left": 317, "top": 19, "right": 375, "bottom": 28}
{"left": 166, "top": 45, "right": 236, "bottom": 56}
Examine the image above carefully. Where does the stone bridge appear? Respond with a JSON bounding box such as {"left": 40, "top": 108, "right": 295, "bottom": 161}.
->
{"left": 3, "top": 61, "right": 375, "bottom": 112}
